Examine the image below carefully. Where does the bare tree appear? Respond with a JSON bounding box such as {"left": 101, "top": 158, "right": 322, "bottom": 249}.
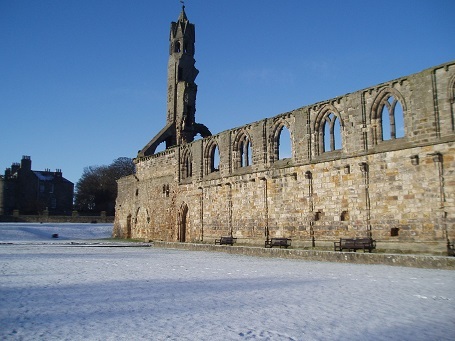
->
{"left": 74, "top": 157, "right": 135, "bottom": 215}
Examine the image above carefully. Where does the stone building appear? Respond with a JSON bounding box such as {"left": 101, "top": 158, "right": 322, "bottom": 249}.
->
{"left": 114, "top": 7, "right": 455, "bottom": 254}
{"left": 0, "top": 156, "right": 74, "bottom": 215}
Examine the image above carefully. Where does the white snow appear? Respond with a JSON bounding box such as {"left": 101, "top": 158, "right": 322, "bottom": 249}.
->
{"left": 1, "top": 223, "right": 454, "bottom": 340}
{"left": 0, "top": 222, "right": 114, "bottom": 242}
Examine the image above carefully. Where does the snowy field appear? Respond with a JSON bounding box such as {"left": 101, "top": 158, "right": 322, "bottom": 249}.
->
{"left": 1, "top": 223, "right": 454, "bottom": 341}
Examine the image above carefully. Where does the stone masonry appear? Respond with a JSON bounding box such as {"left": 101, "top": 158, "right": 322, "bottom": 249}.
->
{"left": 114, "top": 7, "right": 455, "bottom": 255}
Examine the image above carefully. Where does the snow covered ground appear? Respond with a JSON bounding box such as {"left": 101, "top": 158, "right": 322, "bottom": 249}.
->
{"left": 0, "top": 222, "right": 114, "bottom": 243}
{"left": 1, "top": 223, "right": 454, "bottom": 340}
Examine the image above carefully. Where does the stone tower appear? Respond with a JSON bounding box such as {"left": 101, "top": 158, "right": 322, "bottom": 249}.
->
{"left": 138, "top": 5, "right": 211, "bottom": 157}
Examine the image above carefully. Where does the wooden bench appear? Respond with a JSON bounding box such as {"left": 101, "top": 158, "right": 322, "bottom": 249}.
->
{"left": 334, "top": 238, "right": 376, "bottom": 253}
{"left": 265, "top": 238, "right": 292, "bottom": 249}
{"left": 215, "top": 236, "right": 237, "bottom": 246}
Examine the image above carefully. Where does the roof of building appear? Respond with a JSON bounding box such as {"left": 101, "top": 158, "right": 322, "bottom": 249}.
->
{"left": 33, "top": 171, "right": 73, "bottom": 184}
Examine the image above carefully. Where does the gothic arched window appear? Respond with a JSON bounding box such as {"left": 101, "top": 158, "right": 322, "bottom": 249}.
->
{"left": 210, "top": 145, "right": 220, "bottom": 172}
{"left": 371, "top": 89, "right": 406, "bottom": 144}
{"left": 271, "top": 121, "right": 292, "bottom": 162}
{"left": 205, "top": 141, "right": 220, "bottom": 175}
{"left": 234, "top": 131, "right": 253, "bottom": 169}
{"left": 175, "top": 41, "right": 181, "bottom": 53}
{"left": 314, "top": 107, "right": 343, "bottom": 155}
{"left": 278, "top": 125, "right": 292, "bottom": 160}
{"left": 380, "top": 95, "right": 404, "bottom": 140}
{"left": 181, "top": 149, "right": 192, "bottom": 180}
{"left": 240, "top": 136, "right": 252, "bottom": 167}
{"left": 322, "top": 113, "right": 342, "bottom": 152}
{"left": 185, "top": 154, "right": 192, "bottom": 177}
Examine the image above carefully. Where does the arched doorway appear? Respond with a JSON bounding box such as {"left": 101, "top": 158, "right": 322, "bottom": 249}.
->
{"left": 178, "top": 203, "right": 188, "bottom": 242}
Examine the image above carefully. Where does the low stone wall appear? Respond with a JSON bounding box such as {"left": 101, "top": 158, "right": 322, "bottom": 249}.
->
{"left": 151, "top": 241, "right": 455, "bottom": 270}
{"left": 0, "top": 214, "right": 114, "bottom": 224}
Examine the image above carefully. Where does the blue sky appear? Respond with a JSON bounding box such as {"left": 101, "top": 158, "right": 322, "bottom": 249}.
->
{"left": 1, "top": 0, "right": 454, "bottom": 185}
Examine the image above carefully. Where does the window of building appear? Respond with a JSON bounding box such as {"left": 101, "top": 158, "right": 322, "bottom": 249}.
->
{"left": 322, "top": 113, "right": 342, "bottom": 152}
{"left": 380, "top": 95, "right": 404, "bottom": 140}
{"left": 210, "top": 145, "right": 220, "bottom": 172}
{"left": 239, "top": 135, "right": 252, "bottom": 167}
{"left": 204, "top": 140, "right": 221, "bottom": 175}
{"left": 175, "top": 41, "right": 181, "bottom": 53}
{"left": 277, "top": 125, "right": 292, "bottom": 160}
{"left": 372, "top": 90, "right": 406, "bottom": 144}
{"left": 186, "top": 154, "right": 192, "bottom": 178}
{"left": 181, "top": 151, "right": 192, "bottom": 179}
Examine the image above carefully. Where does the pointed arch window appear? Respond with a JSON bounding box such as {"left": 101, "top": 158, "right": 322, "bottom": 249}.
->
{"left": 372, "top": 91, "right": 406, "bottom": 144}
{"left": 211, "top": 145, "right": 220, "bottom": 172}
{"left": 240, "top": 136, "right": 252, "bottom": 167}
{"left": 322, "top": 113, "right": 342, "bottom": 152}
{"left": 276, "top": 125, "right": 292, "bottom": 161}
{"left": 237, "top": 134, "right": 252, "bottom": 168}
{"left": 174, "top": 41, "right": 181, "bottom": 53}
{"left": 181, "top": 150, "right": 192, "bottom": 180}
{"left": 380, "top": 95, "right": 404, "bottom": 140}
{"left": 205, "top": 141, "right": 220, "bottom": 175}
{"left": 185, "top": 154, "right": 192, "bottom": 177}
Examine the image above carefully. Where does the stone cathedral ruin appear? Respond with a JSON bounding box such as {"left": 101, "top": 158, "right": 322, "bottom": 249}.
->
{"left": 114, "top": 6, "right": 455, "bottom": 255}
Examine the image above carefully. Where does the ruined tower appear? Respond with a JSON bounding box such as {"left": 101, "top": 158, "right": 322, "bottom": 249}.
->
{"left": 138, "top": 5, "right": 211, "bottom": 157}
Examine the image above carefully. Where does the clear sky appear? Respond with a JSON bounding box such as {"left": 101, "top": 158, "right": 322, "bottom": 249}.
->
{"left": 1, "top": 0, "right": 454, "bottom": 185}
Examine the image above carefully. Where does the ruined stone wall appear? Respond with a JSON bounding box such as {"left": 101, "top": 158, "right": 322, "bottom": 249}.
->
{"left": 114, "top": 61, "right": 455, "bottom": 254}
{"left": 114, "top": 149, "right": 178, "bottom": 240}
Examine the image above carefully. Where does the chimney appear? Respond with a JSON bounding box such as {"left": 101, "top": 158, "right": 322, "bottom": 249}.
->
{"left": 11, "top": 163, "right": 20, "bottom": 175}
{"left": 21, "top": 155, "right": 32, "bottom": 171}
